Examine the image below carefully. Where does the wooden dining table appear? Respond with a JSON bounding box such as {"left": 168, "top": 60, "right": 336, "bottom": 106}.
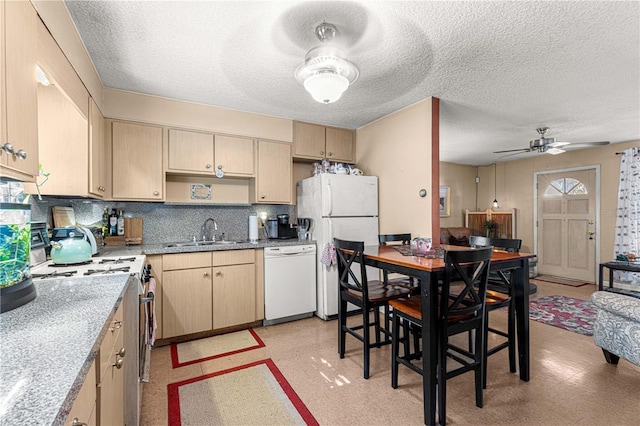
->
{"left": 358, "top": 244, "right": 536, "bottom": 425}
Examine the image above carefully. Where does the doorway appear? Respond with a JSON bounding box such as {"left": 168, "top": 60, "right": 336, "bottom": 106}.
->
{"left": 534, "top": 167, "right": 600, "bottom": 282}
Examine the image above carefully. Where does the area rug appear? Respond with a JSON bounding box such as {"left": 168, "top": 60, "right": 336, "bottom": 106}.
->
{"left": 167, "top": 358, "right": 319, "bottom": 426}
{"left": 528, "top": 295, "right": 596, "bottom": 336}
{"left": 533, "top": 274, "right": 591, "bottom": 287}
{"left": 171, "top": 328, "right": 265, "bottom": 368}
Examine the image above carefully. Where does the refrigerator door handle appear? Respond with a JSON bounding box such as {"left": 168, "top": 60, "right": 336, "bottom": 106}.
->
{"left": 327, "top": 180, "right": 333, "bottom": 216}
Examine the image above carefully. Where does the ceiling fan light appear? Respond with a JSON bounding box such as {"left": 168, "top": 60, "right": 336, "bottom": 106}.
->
{"left": 547, "top": 147, "right": 566, "bottom": 155}
{"left": 303, "top": 72, "right": 349, "bottom": 104}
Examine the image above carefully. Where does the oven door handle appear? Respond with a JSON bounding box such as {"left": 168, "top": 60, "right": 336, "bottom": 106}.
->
{"left": 140, "top": 293, "right": 154, "bottom": 304}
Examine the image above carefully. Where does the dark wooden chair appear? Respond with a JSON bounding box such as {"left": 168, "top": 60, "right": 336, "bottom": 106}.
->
{"left": 469, "top": 236, "right": 523, "bottom": 385}
{"left": 390, "top": 247, "right": 493, "bottom": 425}
{"left": 334, "top": 238, "right": 413, "bottom": 379}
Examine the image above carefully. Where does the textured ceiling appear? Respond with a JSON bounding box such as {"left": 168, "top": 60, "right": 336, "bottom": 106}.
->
{"left": 64, "top": 1, "right": 640, "bottom": 165}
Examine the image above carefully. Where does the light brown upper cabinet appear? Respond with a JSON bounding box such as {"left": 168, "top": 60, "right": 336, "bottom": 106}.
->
{"left": 251, "top": 140, "right": 292, "bottom": 204}
{"left": 293, "top": 121, "right": 355, "bottom": 163}
{"left": 0, "top": 0, "right": 39, "bottom": 182}
{"left": 88, "top": 97, "right": 109, "bottom": 198}
{"left": 112, "top": 121, "right": 163, "bottom": 201}
{"left": 167, "top": 128, "right": 255, "bottom": 177}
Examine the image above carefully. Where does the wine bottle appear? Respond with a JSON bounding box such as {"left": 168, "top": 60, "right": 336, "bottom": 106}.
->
{"left": 102, "top": 208, "right": 110, "bottom": 237}
{"left": 109, "top": 209, "right": 118, "bottom": 236}
{"left": 117, "top": 210, "right": 125, "bottom": 236}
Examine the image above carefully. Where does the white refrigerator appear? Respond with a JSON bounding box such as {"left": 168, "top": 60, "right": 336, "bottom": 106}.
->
{"left": 297, "top": 174, "right": 379, "bottom": 320}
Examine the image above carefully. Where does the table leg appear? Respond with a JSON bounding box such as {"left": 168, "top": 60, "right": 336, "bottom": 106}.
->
{"left": 513, "top": 259, "right": 530, "bottom": 381}
{"left": 421, "top": 273, "right": 438, "bottom": 425}
{"left": 599, "top": 264, "right": 605, "bottom": 291}
{"left": 609, "top": 268, "right": 614, "bottom": 289}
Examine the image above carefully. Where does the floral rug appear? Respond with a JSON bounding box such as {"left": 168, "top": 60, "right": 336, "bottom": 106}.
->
{"left": 528, "top": 295, "right": 596, "bottom": 336}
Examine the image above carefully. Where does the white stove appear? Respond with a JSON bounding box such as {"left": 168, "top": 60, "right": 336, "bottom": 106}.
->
{"left": 30, "top": 255, "right": 147, "bottom": 287}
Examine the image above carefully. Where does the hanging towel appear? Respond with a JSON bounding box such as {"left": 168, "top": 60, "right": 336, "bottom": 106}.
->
{"left": 321, "top": 242, "right": 337, "bottom": 266}
{"left": 147, "top": 277, "right": 157, "bottom": 346}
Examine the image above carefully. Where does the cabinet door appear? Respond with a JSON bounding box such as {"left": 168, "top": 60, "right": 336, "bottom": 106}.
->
{"left": 163, "top": 267, "right": 212, "bottom": 338}
{"left": 112, "top": 122, "right": 163, "bottom": 200}
{"left": 325, "top": 127, "right": 355, "bottom": 163}
{"left": 1, "top": 0, "right": 38, "bottom": 181}
{"left": 214, "top": 134, "right": 255, "bottom": 176}
{"left": 66, "top": 361, "right": 96, "bottom": 426}
{"left": 167, "top": 128, "right": 214, "bottom": 173}
{"left": 212, "top": 264, "right": 256, "bottom": 329}
{"left": 88, "top": 97, "right": 106, "bottom": 197}
{"left": 100, "top": 328, "right": 124, "bottom": 426}
{"left": 293, "top": 122, "right": 325, "bottom": 159}
{"left": 256, "top": 140, "right": 292, "bottom": 204}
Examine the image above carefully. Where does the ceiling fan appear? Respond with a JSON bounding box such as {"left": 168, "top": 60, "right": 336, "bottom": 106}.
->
{"left": 494, "top": 127, "right": 610, "bottom": 157}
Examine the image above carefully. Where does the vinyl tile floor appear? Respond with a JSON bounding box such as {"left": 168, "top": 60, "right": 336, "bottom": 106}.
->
{"left": 140, "top": 280, "right": 640, "bottom": 425}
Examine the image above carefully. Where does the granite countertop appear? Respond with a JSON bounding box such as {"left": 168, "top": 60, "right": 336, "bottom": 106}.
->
{"left": 0, "top": 274, "right": 133, "bottom": 425}
{"left": 100, "top": 238, "right": 316, "bottom": 256}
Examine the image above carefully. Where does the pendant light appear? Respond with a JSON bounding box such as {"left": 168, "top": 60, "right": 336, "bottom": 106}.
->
{"left": 295, "top": 22, "right": 359, "bottom": 104}
{"left": 492, "top": 163, "right": 499, "bottom": 209}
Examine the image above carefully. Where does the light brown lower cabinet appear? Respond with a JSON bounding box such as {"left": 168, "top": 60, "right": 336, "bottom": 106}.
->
{"left": 98, "top": 302, "right": 125, "bottom": 426}
{"left": 65, "top": 362, "right": 96, "bottom": 426}
{"left": 161, "top": 250, "right": 261, "bottom": 339}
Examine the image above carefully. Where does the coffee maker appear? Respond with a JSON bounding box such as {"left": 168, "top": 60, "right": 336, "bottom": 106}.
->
{"left": 275, "top": 214, "right": 297, "bottom": 239}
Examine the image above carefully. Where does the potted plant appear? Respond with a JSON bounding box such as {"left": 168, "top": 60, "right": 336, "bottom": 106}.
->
{"left": 484, "top": 219, "right": 498, "bottom": 238}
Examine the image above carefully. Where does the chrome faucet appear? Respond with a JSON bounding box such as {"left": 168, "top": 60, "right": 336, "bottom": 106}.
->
{"left": 201, "top": 218, "right": 218, "bottom": 241}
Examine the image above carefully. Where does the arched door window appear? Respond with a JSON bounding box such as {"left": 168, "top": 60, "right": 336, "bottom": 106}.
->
{"left": 544, "top": 177, "right": 588, "bottom": 196}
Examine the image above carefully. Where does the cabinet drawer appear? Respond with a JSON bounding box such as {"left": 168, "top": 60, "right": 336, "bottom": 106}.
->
{"left": 163, "top": 252, "right": 212, "bottom": 270}
{"left": 211, "top": 249, "right": 254, "bottom": 266}
{"left": 99, "top": 303, "right": 124, "bottom": 379}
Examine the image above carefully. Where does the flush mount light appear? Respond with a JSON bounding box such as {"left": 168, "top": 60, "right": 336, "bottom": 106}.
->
{"left": 36, "top": 65, "right": 50, "bottom": 86}
{"left": 295, "top": 22, "right": 359, "bottom": 104}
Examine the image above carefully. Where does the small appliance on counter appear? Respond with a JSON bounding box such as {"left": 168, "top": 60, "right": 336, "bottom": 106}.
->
{"left": 51, "top": 226, "right": 100, "bottom": 255}
{"left": 275, "top": 214, "right": 298, "bottom": 240}
{"left": 30, "top": 222, "right": 50, "bottom": 266}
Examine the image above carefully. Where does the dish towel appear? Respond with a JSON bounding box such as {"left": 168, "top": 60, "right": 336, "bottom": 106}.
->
{"left": 321, "top": 242, "right": 337, "bottom": 266}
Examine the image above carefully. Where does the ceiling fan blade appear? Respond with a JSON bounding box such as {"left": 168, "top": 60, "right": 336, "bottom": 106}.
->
{"left": 499, "top": 151, "right": 531, "bottom": 159}
{"left": 493, "top": 148, "right": 531, "bottom": 154}
{"left": 565, "top": 141, "right": 610, "bottom": 148}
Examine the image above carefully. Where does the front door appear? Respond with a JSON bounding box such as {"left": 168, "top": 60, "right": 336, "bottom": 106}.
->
{"left": 536, "top": 169, "right": 597, "bottom": 282}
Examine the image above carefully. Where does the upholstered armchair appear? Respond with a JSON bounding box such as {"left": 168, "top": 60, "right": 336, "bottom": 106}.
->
{"left": 591, "top": 291, "right": 640, "bottom": 367}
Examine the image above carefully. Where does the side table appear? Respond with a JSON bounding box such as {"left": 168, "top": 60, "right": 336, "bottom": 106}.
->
{"left": 599, "top": 261, "right": 640, "bottom": 291}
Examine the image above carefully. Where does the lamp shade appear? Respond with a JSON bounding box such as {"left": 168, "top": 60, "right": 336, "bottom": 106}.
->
{"left": 303, "top": 72, "right": 349, "bottom": 104}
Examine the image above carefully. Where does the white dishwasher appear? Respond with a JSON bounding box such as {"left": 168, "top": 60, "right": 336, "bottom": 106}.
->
{"left": 263, "top": 244, "right": 317, "bottom": 325}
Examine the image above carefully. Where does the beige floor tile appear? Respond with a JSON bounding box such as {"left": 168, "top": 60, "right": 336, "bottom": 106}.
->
{"left": 141, "top": 281, "right": 640, "bottom": 425}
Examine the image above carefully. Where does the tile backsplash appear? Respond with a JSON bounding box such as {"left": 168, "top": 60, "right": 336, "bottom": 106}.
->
{"left": 30, "top": 197, "right": 295, "bottom": 245}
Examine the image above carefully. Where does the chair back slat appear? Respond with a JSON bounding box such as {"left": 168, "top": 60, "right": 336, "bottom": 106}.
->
{"left": 334, "top": 238, "right": 369, "bottom": 297}
{"left": 442, "top": 247, "right": 493, "bottom": 319}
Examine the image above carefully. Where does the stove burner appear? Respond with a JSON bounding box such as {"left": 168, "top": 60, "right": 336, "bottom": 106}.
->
{"left": 32, "top": 270, "right": 78, "bottom": 279}
{"left": 49, "top": 260, "right": 93, "bottom": 267}
{"left": 83, "top": 266, "right": 131, "bottom": 276}
{"left": 99, "top": 257, "right": 136, "bottom": 265}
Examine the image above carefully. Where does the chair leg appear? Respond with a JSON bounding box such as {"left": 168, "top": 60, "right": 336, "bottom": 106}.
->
{"left": 373, "top": 306, "right": 382, "bottom": 345}
{"left": 602, "top": 349, "right": 620, "bottom": 365}
{"left": 391, "top": 311, "right": 400, "bottom": 388}
{"left": 338, "top": 298, "right": 347, "bottom": 359}
{"left": 384, "top": 304, "right": 391, "bottom": 339}
{"left": 438, "top": 334, "right": 447, "bottom": 426}
{"left": 482, "top": 313, "right": 489, "bottom": 389}
{"left": 363, "top": 307, "right": 371, "bottom": 379}
{"left": 475, "top": 320, "right": 485, "bottom": 408}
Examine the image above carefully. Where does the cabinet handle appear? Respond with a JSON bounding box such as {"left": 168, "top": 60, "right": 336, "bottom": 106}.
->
{"left": 260, "top": 195, "right": 265, "bottom": 199}
{"left": 15, "top": 149, "right": 27, "bottom": 160}
{"left": 320, "top": 150, "right": 324, "bottom": 155}
{"left": 215, "top": 271, "right": 222, "bottom": 277}
{"left": 113, "top": 358, "right": 124, "bottom": 369}
{"left": 203, "top": 272, "right": 210, "bottom": 278}
{"left": 153, "top": 191, "right": 159, "bottom": 196}
{"left": 327, "top": 152, "right": 332, "bottom": 157}
{"left": 116, "top": 347, "right": 126, "bottom": 357}
{"left": 205, "top": 164, "right": 211, "bottom": 169}
{"left": 71, "top": 418, "right": 87, "bottom": 426}
{"left": 2, "top": 142, "right": 14, "bottom": 154}
{"left": 110, "top": 320, "right": 123, "bottom": 332}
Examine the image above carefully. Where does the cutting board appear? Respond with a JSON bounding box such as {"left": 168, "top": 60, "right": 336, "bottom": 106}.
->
{"left": 52, "top": 206, "right": 76, "bottom": 228}
{"left": 125, "top": 218, "right": 143, "bottom": 245}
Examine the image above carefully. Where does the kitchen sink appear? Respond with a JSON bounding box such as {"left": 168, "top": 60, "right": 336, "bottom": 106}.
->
{"left": 164, "top": 240, "right": 239, "bottom": 248}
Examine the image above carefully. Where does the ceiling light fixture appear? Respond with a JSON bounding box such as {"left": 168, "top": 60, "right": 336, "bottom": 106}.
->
{"left": 36, "top": 65, "right": 50, "bottom": 86}
{"left": 295, "top": 22, "right": 359, "bottom": 104}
